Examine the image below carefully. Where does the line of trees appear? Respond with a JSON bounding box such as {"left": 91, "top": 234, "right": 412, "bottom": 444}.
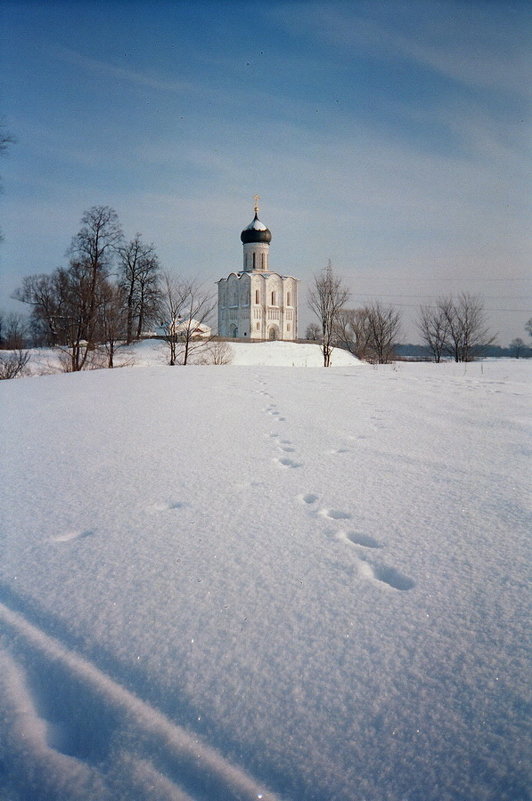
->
{"left": 12, "top": 205, "right": 215, "bottom": 371}
{"left": 14, "top": 206, "right": 159, "bottom": 370}
{"left": 308, "top": 262, "right": 499, "bottom": 366}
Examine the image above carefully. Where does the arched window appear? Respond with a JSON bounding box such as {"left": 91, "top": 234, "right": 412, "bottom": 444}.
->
{"left": 255, "top": 289, "right": 259, "bottom": 304}
{"left": 261, "top": 253, "right": 265, "bottom": 269}
{"left": 252, "top": 252, "right": 256, "bottom": 270}
{"left": 271, "top": 291, "right": 275, "bottom": 305}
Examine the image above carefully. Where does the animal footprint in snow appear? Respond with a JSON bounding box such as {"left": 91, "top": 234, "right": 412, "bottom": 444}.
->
{"left": 279, "top": 445, "right": 296, "bottom": 453}
{"left": 319, "top": 508, "right": 352, "bottom": 521}
{"left": 148, "top": 501, "right": 187, "bottom": 513}
{"left": 273, "top": 457, "right": 302, "bottom": 469}
{"left": 338, "top": 531, "right": 381, "bottom": 549}
{"left": 298, "top": 493, "right": 319, "bottom": 505}
{"left": 51, "top": 529, "right": 94, "bottom": 543}
{"left": 357, "top": 557, "right": 414, "bottom": 591}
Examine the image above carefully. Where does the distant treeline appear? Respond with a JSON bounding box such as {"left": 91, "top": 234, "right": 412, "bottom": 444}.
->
{"left": 394, "top": 343, "right": 532, "bottom": 360}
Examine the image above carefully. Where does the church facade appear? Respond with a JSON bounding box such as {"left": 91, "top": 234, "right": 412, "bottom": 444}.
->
{"left": 217, "top": 202, "right": 298, "bottom": 340}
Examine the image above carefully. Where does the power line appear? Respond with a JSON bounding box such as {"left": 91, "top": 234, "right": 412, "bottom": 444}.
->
{"left": 353, "top": 293, "right": 531, "bottom": 301}
{"left": 352, "top": 299, "right": 531, "bottom": 312}
{"left": 352, "top": 276, "right": 531, "bottom": 282}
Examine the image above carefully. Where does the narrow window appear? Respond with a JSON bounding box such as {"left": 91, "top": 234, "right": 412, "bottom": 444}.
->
{"left": 271, "top": 291, "right": 275, "bottom": 305}
{"left": 255, "top": 289, "right": 259, "bottom": 304}
{"left": 262, "top": 253, "right": 265, "bottom": 269}
{"left": 287, "top": 323, "right": 291, "bottom": 332}
{"left": 256, "top": 322, "right": 260, "bottom": 330}
{"left": 252, "top": 252, "right": 256, "bottom": 270}
{"left": 287, "top": 291, "right": 291, "bottom": 306}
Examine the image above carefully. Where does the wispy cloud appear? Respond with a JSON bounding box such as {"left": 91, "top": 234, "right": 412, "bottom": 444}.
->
{"left": 272, "top": 2, "right": 532, "bottom": 98}
{"left": 51, "top": 46, "right": 196, "bottom": 94}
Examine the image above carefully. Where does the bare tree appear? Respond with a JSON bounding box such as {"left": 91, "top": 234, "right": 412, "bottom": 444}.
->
{"left": 439, "top": 293, "right": 495, "bottom": 362}
{"left": 333, "top": 308, "right": 354, "bottom": 353}
{"left": 333, "top": 308, "right": 374, "bottom": 360}
{"left": 417, "top": 304, "right": 449, "bottom": 362}
{"left": 0, "top": 312, "right": 28, "bottom": 349}
{"left": 159, "top": 272, "right": 187, "bottom": 366}
{"left": 305, "top": 322, "right": 321, "bottom": 341}
{"left": 176, "top": 280, "right": 215, "bottom": 365}
{"left": 353, "top": 308, "right": 376, "bottom": 360}
{"left": 308, "top": 261, "right": 350, "bottom": 367}
{"left": 14, "top": 273, "right": 63, "bottom": 345}
{"left": 509, "top": 337, "right": 526, "bottom": 358}
{"left": 159, "top": 274, "right": 215, "bottom": 366}
{"left": 118, "top": 235, "right": 161, "bottom": 343}
{"left": 200, "top": 340, "right": 233, "bottom": 365}
{"left": 35, "top": 206, "right": 123, "bottom": 370}
{"left": 0, "top": 349, "right": 30, "bottom": 379}
{"left": 66, "top": 206, "right": 123, "bottom": 356}
{"left": 100, "top": 283, "right": 128, "bottom": 368}
{"left": 438, "top": 296, "right": 462, "bottom": 363}
{"left": 69, "top": 206, "right": 123, "bottom": 274}
{"left": 15, "top": 262, "right": 117, "bottom": 371}
{"left": 364, "top": 302, "right": 401, "bottom": 363}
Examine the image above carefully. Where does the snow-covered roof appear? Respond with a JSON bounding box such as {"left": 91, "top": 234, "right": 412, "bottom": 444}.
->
{"left": 155, "top": 319, "right": 211, "bottom": 336}
{"left": 240, "top": 213, "right": 272, "bottom": 244}
{"left": 217, "top": 271, "right": 298, "bottom": 282}
{"left": 244, "top": 216, "right": 268, "bottom": 232}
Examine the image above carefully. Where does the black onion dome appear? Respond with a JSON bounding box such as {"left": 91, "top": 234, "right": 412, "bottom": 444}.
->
{"left": 240, "top": 213, "right": 272, "bottom": 244}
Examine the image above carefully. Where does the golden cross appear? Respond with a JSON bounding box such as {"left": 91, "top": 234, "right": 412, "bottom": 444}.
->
{"left": 253, "top": 194, "right": 260, "bottom": 215}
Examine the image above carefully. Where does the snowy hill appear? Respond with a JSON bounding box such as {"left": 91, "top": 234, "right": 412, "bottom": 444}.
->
{"left": 22, "top": 338, "right": 361, "bottom": 373}
{"left": 0, "top": 352, "right": 530, "bottom": 801}
{"left": 226, "top": 340, "right": 361, "bottom": 366}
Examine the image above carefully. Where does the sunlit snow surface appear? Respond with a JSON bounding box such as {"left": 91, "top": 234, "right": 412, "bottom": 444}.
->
{"left": 1, "top": 345, "right": 530, "bottom": 801}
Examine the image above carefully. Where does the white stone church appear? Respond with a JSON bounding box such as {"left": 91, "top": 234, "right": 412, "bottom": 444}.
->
{"left": 217, "top": 201, "right": 298, "bottom": 340}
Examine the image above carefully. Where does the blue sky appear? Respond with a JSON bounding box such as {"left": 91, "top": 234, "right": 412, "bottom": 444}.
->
{"left": 1, "top": 0, "right": 530, "bottom": 342}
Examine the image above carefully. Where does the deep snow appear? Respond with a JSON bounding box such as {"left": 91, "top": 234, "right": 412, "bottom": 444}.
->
{"left": 0, "top": 344, "right": 530, "bottom": 801}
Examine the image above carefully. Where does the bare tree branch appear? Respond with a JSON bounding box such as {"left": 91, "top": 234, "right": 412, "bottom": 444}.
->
{"left": 0, "top": 349, "right": 30, "bottom": 380}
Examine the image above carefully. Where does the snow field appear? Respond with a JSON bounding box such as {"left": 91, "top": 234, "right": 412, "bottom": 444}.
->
{"left": 0, "top": 350, "right": 530, "bottom": 800}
